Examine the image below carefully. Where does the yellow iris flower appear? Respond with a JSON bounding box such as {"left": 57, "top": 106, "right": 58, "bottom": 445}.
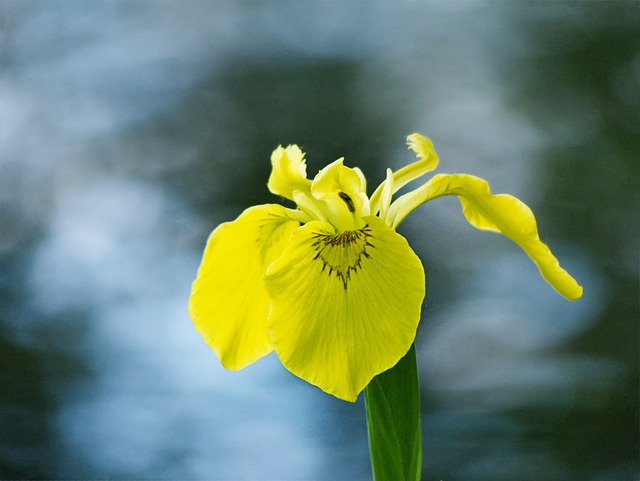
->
{"left": 189, "top": 134, "right": 583, "bottom": 402}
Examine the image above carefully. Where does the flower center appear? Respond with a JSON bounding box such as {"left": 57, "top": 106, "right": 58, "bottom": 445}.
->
{"left": 311, "top": 225, "right": 374, "bottom": 289}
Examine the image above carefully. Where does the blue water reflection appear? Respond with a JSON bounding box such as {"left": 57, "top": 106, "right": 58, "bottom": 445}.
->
{"left": 1, "top": 1, "right": 637, "bottom": 480}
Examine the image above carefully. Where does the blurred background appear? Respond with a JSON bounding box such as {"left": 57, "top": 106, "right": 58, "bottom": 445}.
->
{"left": 1, "top": 1, "right": 638, "bottom": 480}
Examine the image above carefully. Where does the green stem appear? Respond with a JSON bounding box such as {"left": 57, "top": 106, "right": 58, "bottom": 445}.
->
{"left": 364, "top": 343, "right": 422, "bottom": 481}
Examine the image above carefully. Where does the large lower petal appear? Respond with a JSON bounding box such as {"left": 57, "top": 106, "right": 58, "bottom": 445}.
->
{"left": 388, "top": 173, "right": 583, "bottom": 300}
{"left": 263, "top": 216, "right": 425, "bottom": 402}
{"left": 189, "top": 204, "right": 299, "bottom": 370}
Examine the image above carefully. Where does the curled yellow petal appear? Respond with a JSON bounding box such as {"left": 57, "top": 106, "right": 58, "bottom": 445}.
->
{"left": 388, "top": 173, "right": 583, "bottom": 300}
{"left": 406, "top": 133, "right": 439, "bottom": 171}
{"left": 370, "top": 133, "right": 439, "bottom": 215}
{"left": 268, "top": 145, "right": 312, "bottom": 200}
{"left": 188, "top": 204, "right": 299, "bottom": 370}
{"left": 263, "top": 216, "right": 425, "bottom": 402}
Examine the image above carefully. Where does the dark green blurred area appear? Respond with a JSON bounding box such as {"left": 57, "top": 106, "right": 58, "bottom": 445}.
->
{"left": 1, "top": 1, "right": 638, "bottom": 480}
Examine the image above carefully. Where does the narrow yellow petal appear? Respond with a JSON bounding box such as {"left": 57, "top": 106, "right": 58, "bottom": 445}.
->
{"left": 189, "top": 204, "right": 300, "bottom": 370}
{"left": 293, "top": 189, "right": 328, "bottom": 223}
{"left": 267, "top": 145, "right": 312, "bottom": 200}
{"left": 353, "top": 166, "right": 368, "bottom": 193}
{"left": 370, "top": 133, "right": 440, "bottom": 214}
{"left": 379, "top": 168, "right": 394, "bottom": 223}
{"left": 263, "top": 216, "right": 425, "bottom": 402}
{"left": 388, "top": 173, "right": 583, "bottom": 300}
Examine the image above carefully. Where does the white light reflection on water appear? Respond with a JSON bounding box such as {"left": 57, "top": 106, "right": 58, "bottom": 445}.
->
{"left": 421, "top": 250, "right": 616, "bottom": 405}
{"left": 56, "top": 303, "right": 322, "bottom": 477}
{"left": 417, "top": 253, "right": 622, "bottom": 478}
{"left": 28, "top": 179, "right": 181, "bottom": 315}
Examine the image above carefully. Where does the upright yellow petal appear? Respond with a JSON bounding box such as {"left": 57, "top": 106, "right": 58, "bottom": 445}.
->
{"left": 310, "top": 158, "right": 370, "bottom": 230}
{"left": 189, "top": 204, "right": 299, "bottom": 370}
{"left": 263, "top": 216, "right": 425, "bottom": 402}
{"left": 379, "top": 168, "right": 394, "bottom": 223}
{"left": 268, "top": 145, "right": 312, "bottom": 200}
{"left": 388, "top": 173, "right": 583, "bottom": 300}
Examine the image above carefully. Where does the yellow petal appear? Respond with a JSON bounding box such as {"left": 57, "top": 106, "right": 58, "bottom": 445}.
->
{"left": 406, "top": 133, "right": 440, "bottom": 172}
{"left": 267, "top": 145, "right": 312, "bottom": 200}
{"left": 370, "top": 133, "right": 439, "bottom": 214}
{"left": 353, "top": 166, "right": 368, "bottom": 193}
{"left": 189, "top": 204, "right": 300, "bottom": 370}
{"left": 311, "top": 158, "right": 361, "bottom": 199}
{"left": 310, "top": 158, "right": 370, "bottom": 230}
{"left": 388, "top": 173, "right": 583, "bottom": 300}
{"left": 379, "top": 168, "right": 394, "bottom": 223}
{"left": 263, "top": 216, "right": 425, "bottom": 402}
{"left": 293, "top": 189, "right": 328, "bottom": 223}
